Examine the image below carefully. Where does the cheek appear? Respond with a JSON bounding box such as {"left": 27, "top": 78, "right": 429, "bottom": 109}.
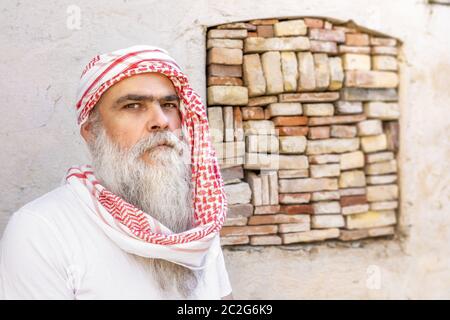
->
{"left": 104, "top": 118, "right": 147, "bottom": 149}
{"left": 168, "top": 109, "right": 182, "bottom": 131}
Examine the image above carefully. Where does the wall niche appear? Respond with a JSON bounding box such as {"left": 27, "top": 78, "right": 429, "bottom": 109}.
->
{"left": 206, "top": 17, "right": 400, "bottom": 246}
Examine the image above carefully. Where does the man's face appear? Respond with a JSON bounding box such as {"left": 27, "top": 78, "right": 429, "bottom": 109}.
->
{"left": 83, "top": 72, "right": 183, "bottom": 163}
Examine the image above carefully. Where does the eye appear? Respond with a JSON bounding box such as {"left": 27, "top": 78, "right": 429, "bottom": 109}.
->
{"left": 123, "top": 103, "right": 141, "bottom": 110}
{"left": 163, "top": 103, "right": 178, "bottom": 110}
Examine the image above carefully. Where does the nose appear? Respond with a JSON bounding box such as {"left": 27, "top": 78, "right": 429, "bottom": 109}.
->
{"left": 146, "top": 103, "right": 169, "bottom": 132}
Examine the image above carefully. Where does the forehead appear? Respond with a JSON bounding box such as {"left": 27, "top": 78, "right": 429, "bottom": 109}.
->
{"left": 101, "top": 72, "right": 177, "bottom": 101}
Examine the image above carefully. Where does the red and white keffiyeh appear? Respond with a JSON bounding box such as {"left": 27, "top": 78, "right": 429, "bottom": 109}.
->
{"left": 66, "top": 45, "right": 227, "bottom": 270}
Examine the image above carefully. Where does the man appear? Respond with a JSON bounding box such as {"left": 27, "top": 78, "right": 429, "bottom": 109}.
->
{"left": 0, "top": 45, "right": 233, "bottom": 300}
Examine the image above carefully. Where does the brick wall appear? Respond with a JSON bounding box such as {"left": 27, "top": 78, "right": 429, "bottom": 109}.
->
{"left": 205, "top": 18, "right": 400, "bottom": 246}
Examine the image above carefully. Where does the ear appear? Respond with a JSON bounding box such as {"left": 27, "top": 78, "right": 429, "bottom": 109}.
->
{"left": 80, "top": 121, "right": 94, "bottom": 144}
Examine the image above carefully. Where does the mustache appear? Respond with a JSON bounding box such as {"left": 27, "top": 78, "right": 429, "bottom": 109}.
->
{"left": 129, "top": 130, "right": 186, "bottom": 158}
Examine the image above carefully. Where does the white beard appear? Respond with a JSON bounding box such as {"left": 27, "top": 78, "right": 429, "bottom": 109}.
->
{"left": 87, "top": 121, "right": 202, "bottom": 298}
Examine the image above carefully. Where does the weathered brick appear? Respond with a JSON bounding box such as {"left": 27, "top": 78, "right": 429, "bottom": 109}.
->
{"left": 371, "top": 46, "right": 398, "bottom": 56}
{"left": 370, "top": 201, "right": 398, "bottom": 211}
{"left": 340, "top": 187, "right": 366, "bottom": 196}
{"left": 367, "top": 184, "right": 398, "bottom": 202}
{"left": 220, "top": 235, "right": 249, "bottom": 245}
{"left": 313, "top": 53, "right": 330, "bottom": 90}
{"left": 208, "top": 107, "right": 224, "bottom": 142}
{"left": 303, "top": 103, "right": 334, "bottom": 116}
{"left": 278, "top": 169, "right": 309, "bottom": 178}
{"left": 249, "top": 19, "right": 279, "bottom": 25}
{"left": 247, "top": 95, "right": 278, "bottom": 107}
{"left": 311, "top": 215, "right": 345, "bottom": 228}
{"left": 297, "top": 52, "right": 316, "bottom": 91}
{"left": 208, "top": 64, "right": 242, "bottom": 78}
{"left": 208, "top": 76, "right": 243, "bottom": 86}
{"left": 340, "top": 151, "right": 364, "bottom": 170}
{"left": 304, "top": 18, "right": 324, "bottom": 28}
{"left": 340, "top": 88, "right": 398, "bottom": 101}
{"left": 342, "top": 204, "right": 370, "bottom": 215}
{"left": 310, "top": 40, "right": 338, "bottom": 54}
{"left": 329, "top": 57, "right": 344, "bottom": 90}
{"left": 254, "top": 205, "right": 281, "bottom": 215}
{"left": 261, "top": 51, "right": 284, "bottom": 94}
{"left": 310, "top": 164, "right": 340, "bottom": 178}
{"left": 370, "top": 37, "right": 397, "bottom": 46}
{"left": 384, "top": 121, "right": 400, "bottom": 152}
{"left": 280, "top": 52, "right": 299, "bottom": 92}
{"left": 309, "top": 28, "right": 345, "bottom": 42}
{"left": 217, "top": 23, "right": 256, "bottom": 30}
{"left": 308, "top": 126, "right": 331, "bottom": 140}
{"left": 244, "top": 36, "right": 310, "bottom": 53}
{"left": 208, "top": 86, "right": 248, "bottom": 105}
{"left": 279, "top": 193, "right": 311, "bottom": 204}
{"left": 308, "top": 154, "right": 340, "bottom": 164}
{"left": 278, "top": 221, "right": 311, "bottom": 233}
{"left": 365, "top": 160, "right": 397, "bottom": 175}
{"left": 223, "top": 106, "right": 234, "bottom": 142}
{"left": 267, "top": 103, "right": 302, "bottom": 117}
{"left": 281, "top": 228, "right": 340, "bottom": 244}
{"left": 357, "top": 119, "right": 383, "bottom": 136}
{"left": 345, "top": 70, "right": 399, "bottom": 88}
{"left": 213, "top": 141, "right": 245, "bottom": 159}
{"left": 366, "top": 174, "right": 397, "bottom": 185}
{"left": 243, "top": 54, "right": 266, "bottom": 97}
{"left": 279, "top": 92, "right": 340, "bottom": 103}
{"left": 372, "top": 55, "right": 398, "bottom": 71}
{"left": 277, "top": 126, "right": 309, "bottom": 136}
{"left": 311, "top": 191, "right": 340, "bottom": 201}
{"left": 207, "top": 39, "right": 244, "bottom": 49}
{"left": 274, "top": 19, "right": 307, "bottom": 36}
{"left": 306, "top": 138, "right": 359, "bottom": 155}
{"left": 330, "top": 125, "right": 357, "bottom": 138}
{"left": 208, "top": 29, "right": 247, "bottom": 39}
{"left": 233, "top": 107, "right": 244, "bottom": 141}
{"left": 345, "top": 33, "right": 370, "bottom": 46}
{"left": 241, "top": 106, "right": 265, "bottom": 120}
{"left": 207, "top": 48, "right": 243, "bottom": 65}
{"left": 313, "top": 201, "right": 341, "bottom": 214}
{"left": 250, "top": 235, "right": 282, "bottom": 245}
{"left": 339, "top": 45, "right": 371, "bottom": 54}
{"left": 256, "top": 25, "right": 274, "bottom": 38}
{"left": 361, "top": 134, "right": 387, "bottom": 153}
{"left": 228, "top": 203, "right": 254, "bottom": 218}
{"left": 279, "top": 178, "right": 338, "bottom": 193}
{"left": 339, "top": 170, "right": 366, "bottom": 188}
{"left": 279, "top": 136, "right": 307, "bottom": 154}
{"left": 243, "top": 120, "right": 275, "bottom": 135}
{"left": 224, "top": 216, "right": 248, "bottom": 226}
{"left": 248, "top": 213, "right": 309, "bottom": 225}
{"left": 308, "top": 114, "right": 366, "bottom": 126}
{"left": 220, "top": 225, "right": 278, "bottom": 237}
{"left": 346, "top": 210, "right": 396, "bottom": 229}
{"left": 335, "top": 101, "right": 363, "bottom": 114}
{"left": 221, "top": 165, "right": 244, "bottom": 182}
{"left": 273, "top": 116, "right": 308, "bottom": 127}
{"left": 246, "top": 135, "right": 279, "bottom": 153}
{"left": 340, "top": 194, "right": 367, "bottom": 207}
{"left": 223, "top": 181, "right": 251, "bottom": 205}
{"left": 365, "top": 151, "right": 394, "bottom": 164}
{"left": 280, "top": 204, "right": 314, "bottom": 214}
{"left": 364, "top": 102, "right": 400, "bottom": 120}
{"left": 342, "top": 53, "right": 371, "bottom": 71}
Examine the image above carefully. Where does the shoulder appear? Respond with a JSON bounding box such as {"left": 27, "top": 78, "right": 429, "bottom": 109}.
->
{"left": 1, "top": 184, "right": 78, "bottom": 250}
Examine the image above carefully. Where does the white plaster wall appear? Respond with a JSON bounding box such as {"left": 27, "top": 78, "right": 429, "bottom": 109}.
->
{"left": 0, "top": 0, "right": 449, "bottom": 299}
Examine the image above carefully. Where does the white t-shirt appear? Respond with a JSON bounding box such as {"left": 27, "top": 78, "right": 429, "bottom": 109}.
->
{"left": 0, "top": 184, "right": 232, "bottom": 300}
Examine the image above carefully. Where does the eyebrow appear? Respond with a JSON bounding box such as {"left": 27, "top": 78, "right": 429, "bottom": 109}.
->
{"left": 114, "top": 93, "right": 180, "bottom": 106}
